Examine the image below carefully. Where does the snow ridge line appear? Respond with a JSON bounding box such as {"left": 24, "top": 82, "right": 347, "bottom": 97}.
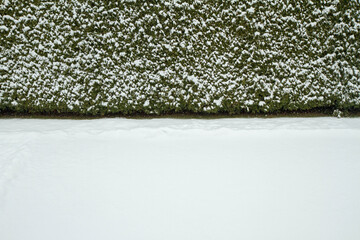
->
{"left": 0, "top": 119, "right": 360, "bottom": 136}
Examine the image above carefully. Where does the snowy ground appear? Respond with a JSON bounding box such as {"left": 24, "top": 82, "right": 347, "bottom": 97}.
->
{"left": 1, "top": 117, "right": 360, "bottom": 240}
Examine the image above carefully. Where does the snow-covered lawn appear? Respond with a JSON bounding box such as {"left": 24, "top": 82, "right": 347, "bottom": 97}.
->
{"left": 1, "top": 118, "right": 360, "bottom": 240}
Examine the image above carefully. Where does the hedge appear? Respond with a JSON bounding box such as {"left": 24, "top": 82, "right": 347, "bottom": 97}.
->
{"left": 1, "top": 0, "right": 360, "bottom": 115}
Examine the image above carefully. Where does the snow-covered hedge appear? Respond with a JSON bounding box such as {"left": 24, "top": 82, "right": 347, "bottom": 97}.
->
{"left": 1, "top": 0, "right": 360, "bottom": 115}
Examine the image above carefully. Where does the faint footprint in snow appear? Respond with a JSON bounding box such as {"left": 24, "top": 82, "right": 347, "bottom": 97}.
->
{"left": 0, "top": 140, "right": 30, "bottom": 207}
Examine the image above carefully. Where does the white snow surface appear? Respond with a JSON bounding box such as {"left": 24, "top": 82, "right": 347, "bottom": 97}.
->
{"left": 1, "top": 117, "right": 360, "bottom": 240}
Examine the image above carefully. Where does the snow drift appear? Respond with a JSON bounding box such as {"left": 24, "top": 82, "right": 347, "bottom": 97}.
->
{"left": 1, "top": 117, "right": 360, "bottom": 240}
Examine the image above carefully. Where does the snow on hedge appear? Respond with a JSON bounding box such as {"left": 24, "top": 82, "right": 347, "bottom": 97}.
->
{"left": 0, "top": 0, "right": 360, "bottom": 115}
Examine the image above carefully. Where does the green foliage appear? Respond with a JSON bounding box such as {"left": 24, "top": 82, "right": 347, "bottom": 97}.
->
{"left": 0, "top": 0, "right": 360, "bottom": 116}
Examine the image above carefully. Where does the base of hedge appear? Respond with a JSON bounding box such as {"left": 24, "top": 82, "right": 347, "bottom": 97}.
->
{"left": 1, "top": 107, "right": 360, "bottom": 119}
